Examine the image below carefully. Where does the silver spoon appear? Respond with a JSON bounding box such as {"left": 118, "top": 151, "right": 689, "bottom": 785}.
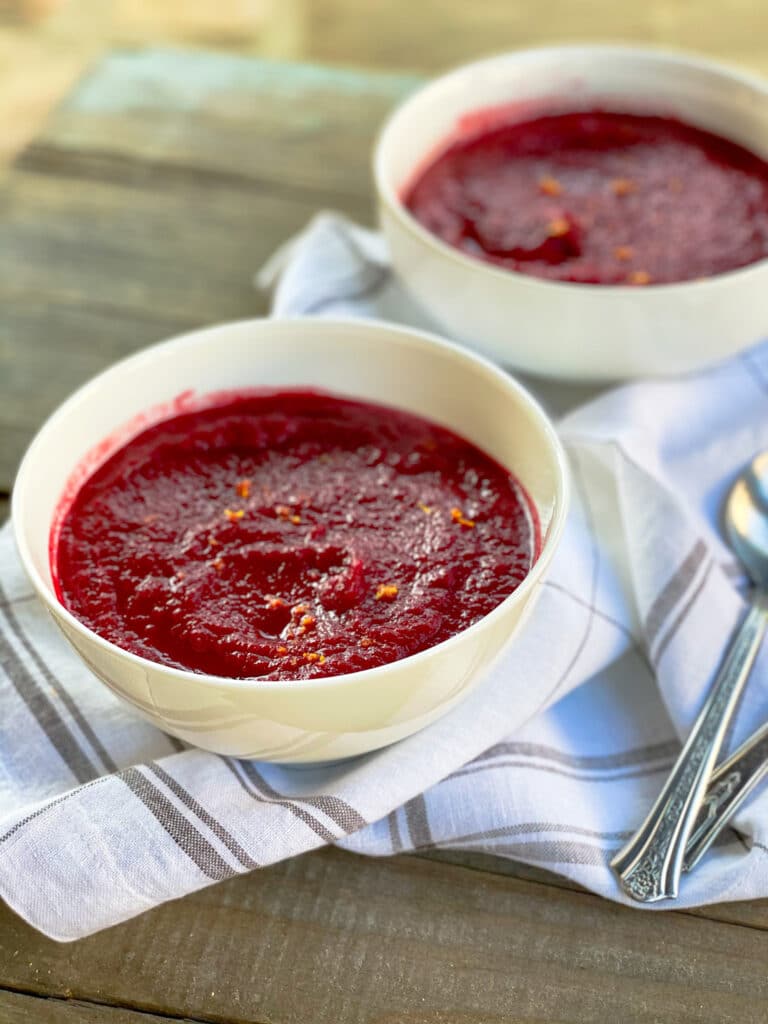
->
{"left": 611, "top": 450, "right": 768, "bottom": 902}
{"left": 683, "top": 717, "right": 768, "bottom": 872}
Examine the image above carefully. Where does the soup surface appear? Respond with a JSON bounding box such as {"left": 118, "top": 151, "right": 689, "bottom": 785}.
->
{"left": 405, "top": 110, "right": 768, "bottom": 284}
{"left": 52, "top": 391, "right": 538, "bottom": 679}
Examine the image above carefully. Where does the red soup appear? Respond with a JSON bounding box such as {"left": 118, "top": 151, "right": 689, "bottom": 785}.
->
{"left": 52, "top": 391, "right": 539, "bottom": 680}
{"left": 404, "top": 110, "right": 768, "bottom": 285}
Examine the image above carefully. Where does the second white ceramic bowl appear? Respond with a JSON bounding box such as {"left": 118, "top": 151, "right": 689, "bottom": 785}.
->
{"left": 375, "top": 46, "right": 768, "bottom": 380}
{"left": 13, "top": 318, "right": 569, "bottom": 762}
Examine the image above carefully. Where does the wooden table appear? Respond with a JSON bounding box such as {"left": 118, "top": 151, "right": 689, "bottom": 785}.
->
{"left": 1, "top": 48, "right": 767, "bottom": 1024}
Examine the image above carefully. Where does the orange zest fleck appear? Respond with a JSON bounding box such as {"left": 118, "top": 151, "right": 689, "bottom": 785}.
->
{"left": 627, "top": 269, "right": 652, "bottom": 286}
{"left": 360, "top": 637, "right": 374, "bottom": 648}
{"left": 547, "top": 217, "right": 570, "bottom": 238}
{"left": 297, "top": 613, "right": 316, "bottom": 635}
{"left": 418, "top": 502, "right": 433, "bottom": 514}
{"left": 538, "top": 175, "right": 563, "bottom": 196}
{"left": 292, "top": 604, "right": 308, "bottom": 616}
{"left": 450, "top": 507, "right": 475, "bottom": 528}
{"left": 611, "top": 178, "right": 636, "bottom": 196}
{"left": 211, "top": 558, "right": 224, "bottom": 572}
{"left": 276, "top": 645, "right": 288, "bottom": 655}
{"left": 266, "top": 596, "right": 287, "bottom": 610}
{"left": 276, "top": 504, "right": 301, "bottom": 525}
{"left": 614, "top": 246, "right": 634, "bottom": 262}
{"left": 224, "top": 508, "right": 244, "bottom": 522}
{"left": 236, "top": 478, "right": 251, "bottom": 499}
{"left": 303, "top": 651, "right": 326, "bottom": 665}
{"left": 208, "top": 536, "right": 220, "bottom": 547}
{"left": 375, "top": 583, "right": 399, "bottom": 601}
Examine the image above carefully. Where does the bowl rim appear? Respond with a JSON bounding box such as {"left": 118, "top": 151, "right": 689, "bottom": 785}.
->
{"left": 373, "top": 42, "right": 768, "bottom": 294}
{"left": 12, "top": 315, "right": 570, "bottom": 694}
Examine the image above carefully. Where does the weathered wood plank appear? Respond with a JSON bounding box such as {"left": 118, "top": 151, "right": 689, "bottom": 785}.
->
{"left": 683, "top": 895, "right": 768, "bottom": 931}
{"left": 0, "top": 989, "right": 177, "bottom": 1024}
{"left": 420, "top": 847, "right": 591, "bottom": 893}
{"left": 18, "top": 50, "right": 419, "bottom": 202}
{"left": 0, "top": 295, "right": 200, "bottom": 487}
{"left": 0, "top": 170, "right": 334, "bottom": 483}
{"left": 0, "top": 52, "right": 416, "bottom": 490}
{"left": 0, "top": 169, "right": 324, "bottom": 324}
{"left": 0, "top": 846, "right": 767, "bottom": 1024}
{"left": 423, "top": 847, "right": 768, "bottom": 932}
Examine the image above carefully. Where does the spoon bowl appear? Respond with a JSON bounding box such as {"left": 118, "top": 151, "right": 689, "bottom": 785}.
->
{"left": 726, "top": 451, "right": 768, "bottom": 589}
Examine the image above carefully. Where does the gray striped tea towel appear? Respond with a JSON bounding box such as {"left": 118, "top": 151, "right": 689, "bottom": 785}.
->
{"left": 2, "top": 212, "right": 768, "bottom": 940}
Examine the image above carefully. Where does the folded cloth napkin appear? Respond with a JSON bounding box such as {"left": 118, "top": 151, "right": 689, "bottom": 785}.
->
{"left": 3, "top": 213, "right": 768, "bottom": 942}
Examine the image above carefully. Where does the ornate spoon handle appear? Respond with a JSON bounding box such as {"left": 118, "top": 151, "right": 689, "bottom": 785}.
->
{"left": 683, "top": 720, "right": 768, "bottom": 872}
{"left": 611, "top": 594, "right": 768, "bottom": 903}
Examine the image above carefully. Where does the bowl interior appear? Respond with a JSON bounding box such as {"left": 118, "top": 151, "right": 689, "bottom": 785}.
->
{"left": 377, "top": 47, "right": 768, "bottom": 201}
{"left": 15, "top": 318, "right": 565, "bottom": 611}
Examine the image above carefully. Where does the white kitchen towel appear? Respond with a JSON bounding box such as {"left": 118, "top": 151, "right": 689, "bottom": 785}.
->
{"left": 2, "top": 212, "right": 768, "bottom": 941}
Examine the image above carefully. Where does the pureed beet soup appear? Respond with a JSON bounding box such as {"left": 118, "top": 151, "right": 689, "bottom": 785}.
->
{"left": 52, "top": 391, "right": 539, "bottom": 680}
{"left": 404, "top": 109, "right": 768, "bottom": 285}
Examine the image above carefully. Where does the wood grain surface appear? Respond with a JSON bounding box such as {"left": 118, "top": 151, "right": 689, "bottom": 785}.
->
{"left": 1, "top": 46, "right": 767, "bottom": 1024}
{"left": 0, "top": 990, "right": 172, "bottom": 1024}
{"left": 0, "top": 50, "right": 416, "bottom": 490}
{"left": 3, "top": 0, "right": 768, "bottom": 170}
{"left": 2, "top": 847, "right": 768, "bottom": 1024}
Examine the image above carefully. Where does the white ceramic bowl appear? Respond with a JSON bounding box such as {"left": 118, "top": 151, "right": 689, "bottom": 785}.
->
{"left": 374, "top": 45, "right": 768, "bottom": 380}
{"left": 13, "top": 318, "right": 569, "bottom": 762}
